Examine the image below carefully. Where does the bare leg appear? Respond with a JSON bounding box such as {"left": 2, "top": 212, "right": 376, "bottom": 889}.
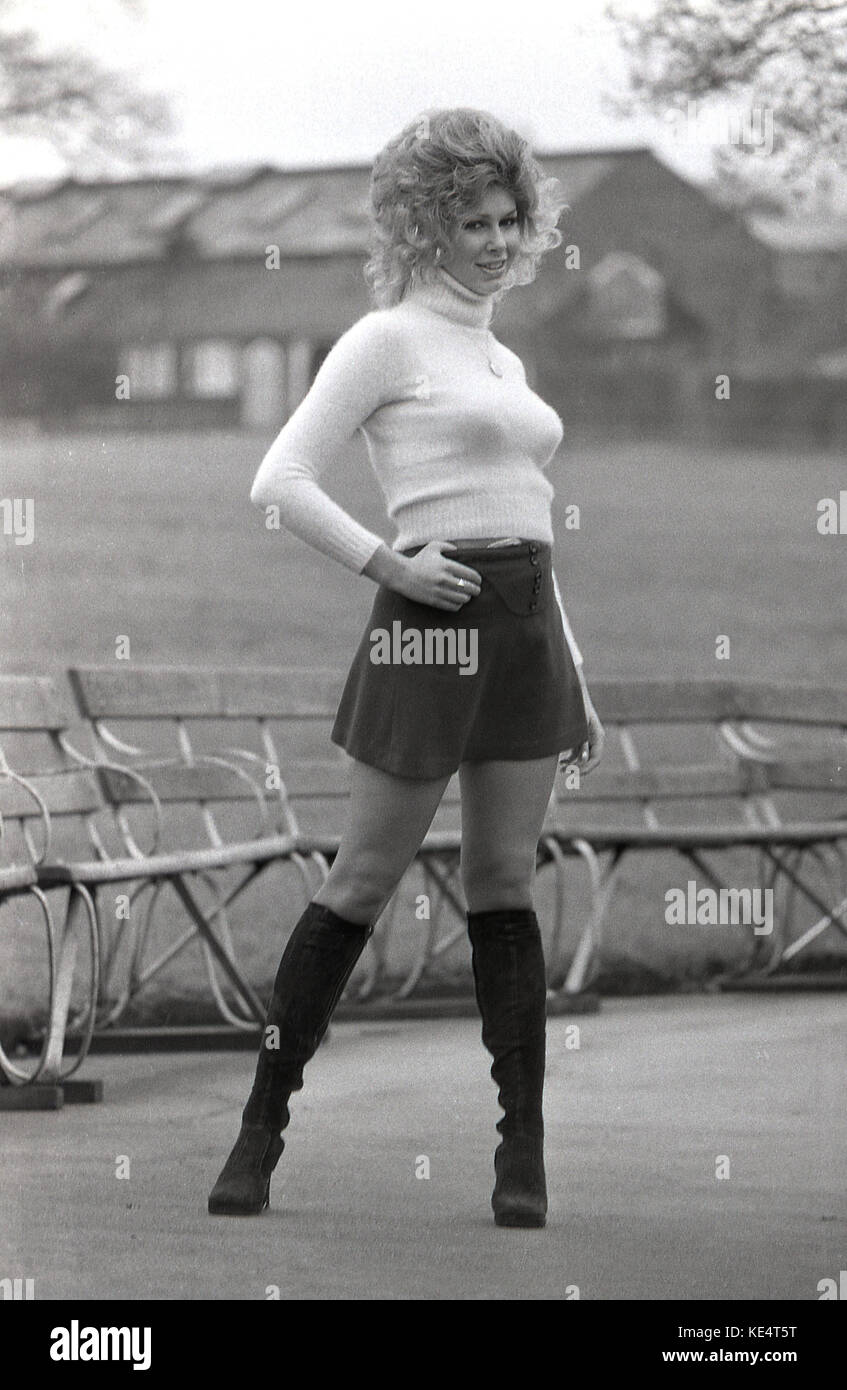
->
{"left": 314, "top": 759, "right": 452, "bottom": 924}
{"left": 459, "top": 755, "right": 558, "bottom": 912}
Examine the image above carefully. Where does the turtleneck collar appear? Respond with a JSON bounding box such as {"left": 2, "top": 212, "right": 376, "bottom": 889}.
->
{"left": 403, "top": 264, "right": 496, "bottom": 330}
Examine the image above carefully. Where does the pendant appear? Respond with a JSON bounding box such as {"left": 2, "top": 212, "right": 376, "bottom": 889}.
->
{"left": 489, "top": 361, "right": 503, "bottom": 377}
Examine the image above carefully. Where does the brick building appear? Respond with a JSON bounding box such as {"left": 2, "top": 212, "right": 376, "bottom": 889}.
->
{"left": 1, "top": 147, "right": 845, "bottom": 442}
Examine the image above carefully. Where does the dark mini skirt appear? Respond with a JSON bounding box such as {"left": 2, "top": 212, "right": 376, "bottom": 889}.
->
{"left": 331, "top": 539, "right": 590, "bottom": 780}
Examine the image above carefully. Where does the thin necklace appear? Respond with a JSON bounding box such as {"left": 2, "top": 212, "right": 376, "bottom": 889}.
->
{"left": 472, "top": 329, "right": 504, "bottom": 377}
{"left": 486, "top": 332, "right": 504, "bottom": 377}
{"left": 434, "top": 265, "right": 505, "bottom": 375}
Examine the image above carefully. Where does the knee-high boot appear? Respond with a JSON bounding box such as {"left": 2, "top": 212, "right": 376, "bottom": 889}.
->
{"left": 208, "top": 899, "right": 372, "bottom": 1215}
{"left": 467, "top": 907, "right": 548, "bottom": 1228}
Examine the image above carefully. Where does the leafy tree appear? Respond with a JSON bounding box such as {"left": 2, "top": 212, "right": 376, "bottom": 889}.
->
{"left": 607, "top": 0, "right": 847, "bottom": 204}
{"left": 0, "top": 0, "right": 176, "bottom": 176}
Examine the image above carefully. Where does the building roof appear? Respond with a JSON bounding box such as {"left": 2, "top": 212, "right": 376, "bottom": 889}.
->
{"left": 0, "top": 148, "right": 645, "bottom": 268}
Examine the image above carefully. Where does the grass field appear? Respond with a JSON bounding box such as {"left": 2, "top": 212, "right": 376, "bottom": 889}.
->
{"left": 2, "top": 429, "right": 846, "bottom": 679}
{"left": 1, "top": 429, "right": 845, "bottom": 1022}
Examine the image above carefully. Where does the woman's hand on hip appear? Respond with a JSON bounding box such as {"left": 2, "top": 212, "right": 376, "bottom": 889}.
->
{"left": 391, "top": 541, "right": 482, "bottom": 611}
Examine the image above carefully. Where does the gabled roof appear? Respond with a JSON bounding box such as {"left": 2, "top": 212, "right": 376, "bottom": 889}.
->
{"left": 0, "top": 147, "right": 651, "bottom": 268}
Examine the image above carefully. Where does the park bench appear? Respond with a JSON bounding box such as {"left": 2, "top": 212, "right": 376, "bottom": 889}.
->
{"left": 2, "top": 668, "right": 846, "bottom": 1102}
{"left": 542, "top": 680, "right": 847, "bottom": 990}
{"left": 0, "top": 673, "right": 106, "bottom": 1105}
{"left": 66, "top": 664, "right": 475, "bottom": 1016}
{"left": 68, "top": 666, "right": 847, "bottom": 1000}
{"left": 0, "top": 670, "right": 305, "bottom": 1105}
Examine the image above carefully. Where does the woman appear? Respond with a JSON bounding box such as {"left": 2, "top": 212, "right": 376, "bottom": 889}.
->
{"left": 208, "top": 107, "right": 604, "bottom": 1228}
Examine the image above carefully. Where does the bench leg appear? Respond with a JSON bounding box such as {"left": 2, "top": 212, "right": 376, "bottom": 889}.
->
{"left": 543, "top": 840, "right": 623, "bottom": 996}
{"left": 166, "top": 874, "right": 267, "bottom": 1025}
{"left": 763, "top": 846, "right": 847, "bottom": 964}
{"left": 685, "top": 847, "right": 776, "bottom": 979}
{"left": 392, "top": 855, "right": 463, "bottom": 1001}
{"left": 0, "top": 882, "right": 102, "bottom": 1103}
{"left": 0, "top": 1084, "right": 64, "bottom": 1111}
{"left": 40, "top": 884, "right": 102, "bottom": 1092}
{"left": 564, "top": 853, "right": 621, "bottom": 994}
{"left": 0, "top": 1078, "right": 105, "bottom": 1110}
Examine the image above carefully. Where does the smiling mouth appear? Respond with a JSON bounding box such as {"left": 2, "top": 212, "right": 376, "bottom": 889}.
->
{"left": 478, "top": 260, "right": 506, "bottom": 271}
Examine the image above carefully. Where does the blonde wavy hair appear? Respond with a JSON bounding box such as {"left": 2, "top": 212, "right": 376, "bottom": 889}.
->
{"left": 364, "top": 107, "right": 568, "bottom": 309}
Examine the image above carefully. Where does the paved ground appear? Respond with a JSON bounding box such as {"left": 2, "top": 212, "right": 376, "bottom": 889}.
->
{"left": 2, "top": 994, "right": 844, "bottom": 1301}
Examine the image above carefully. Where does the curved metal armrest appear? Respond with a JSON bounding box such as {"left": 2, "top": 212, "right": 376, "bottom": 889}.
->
{"left": 68, "top": 734, "right": 275, "bottom": 845}
{"left": 718, "top": 720, "right": 778, "bottom": 762}
{"left": 0, "top": 754, "right": 53, "bottom": 865}
{"left": 58, "top": 731, "right": 164, "bottom": 858}
{"left": 216, "top": 745, "right": 298, "bottom": 836}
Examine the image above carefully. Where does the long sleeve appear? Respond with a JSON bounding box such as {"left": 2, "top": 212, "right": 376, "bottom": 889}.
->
{"left": 552, "top": 567, "right": 584, "bottom": 668}
{"left": 250, "top": 312, "right": 405, "bottom": 573}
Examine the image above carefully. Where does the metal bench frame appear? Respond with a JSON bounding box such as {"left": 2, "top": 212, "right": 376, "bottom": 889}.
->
{"left": 3, "top": 669, "right": 846, "bottom": 1098}
{"left": 541, "top": 679, "right": 847, "bottom": 990}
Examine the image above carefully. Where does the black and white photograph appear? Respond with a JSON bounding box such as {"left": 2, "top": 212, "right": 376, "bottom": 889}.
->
{"left": 1, "top": 0, "right": 845, "bottom": 1341}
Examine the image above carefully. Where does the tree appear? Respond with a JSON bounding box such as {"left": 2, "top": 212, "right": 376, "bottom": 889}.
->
{"left": 0, "top": 0, "right": 176, "bottom": 177}
{"left": 606, "top": 0, "right": 847, "bottom": 205}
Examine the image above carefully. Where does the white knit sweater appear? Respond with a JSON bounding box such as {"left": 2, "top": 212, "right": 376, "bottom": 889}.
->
{"left": 251, "top": 264, "right": 584, "bottom": 666}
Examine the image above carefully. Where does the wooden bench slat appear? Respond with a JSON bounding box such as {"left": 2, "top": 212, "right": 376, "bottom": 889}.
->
{"left": 766, "top": 759, "right": 847, "bottom": 792}
{"left": 38, "top": 831, "right": 300, "bottom": 884}
{"left": 70, "top": 666, "right": 346, "bottom": 719}
{"left": 69, "top": 668, "right": 847, "bottom": 727}
{"left": 0, "top": 675, "right": 75, "bottom": 731}
{"left": 98, "top": 762, "right": 269, "bottom": 805}
{"left": 98, "top": 759, "right": 453, "bottom": 802}
{"left": 553, "top": 763, "right": 762, "bottom": 801}
{"left": 0, "top": 770, "right": 103, "bottom": 818}
{"left": 589, "top": 680, "right": 847, "bottom": 725}
{"left": 542, "top": 820, "right": 847, "bottom": 850}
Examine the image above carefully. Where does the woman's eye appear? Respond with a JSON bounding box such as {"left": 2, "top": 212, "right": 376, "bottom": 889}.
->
{"left": 463, "top": 215, "right": 517, "bottom": 231}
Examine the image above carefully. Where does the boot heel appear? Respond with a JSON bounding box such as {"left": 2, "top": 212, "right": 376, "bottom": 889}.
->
{"left": 208, "top": 1127, "right": 284, "bottom": 1216}
{"left": 492, "top": 1135, "right": 547, "bottom": 1228}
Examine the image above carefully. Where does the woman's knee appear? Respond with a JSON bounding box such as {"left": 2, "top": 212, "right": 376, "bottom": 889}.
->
{"left": 317, "top": 851, "right": 404, "bottom": 923}
{"left": 461, "top": 851, "right": 535, "bottom": 912}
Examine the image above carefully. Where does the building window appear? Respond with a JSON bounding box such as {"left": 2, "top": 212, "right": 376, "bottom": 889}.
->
{"left": 118, "top": 343, "right": 178, "bottom": 398}
{"left": 586, "top": 252, "right": 667, "bottom": 339}
{"left": 183, "top": 340, "right": 241, "bottom": 397}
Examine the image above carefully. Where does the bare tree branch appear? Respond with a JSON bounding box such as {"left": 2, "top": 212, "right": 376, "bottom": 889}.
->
{"left": 606, "top": 0, "right": 847, "bottom": 196}
{"left": 0, "top": 0, "right": 177, "bottom": 175}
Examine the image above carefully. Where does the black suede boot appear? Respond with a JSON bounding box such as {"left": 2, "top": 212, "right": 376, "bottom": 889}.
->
{"left": 467, "top": 907, "right": 548, "bottom": 1228}
{"left": 208, "top": 899, "right": 372, "bottom": 1215}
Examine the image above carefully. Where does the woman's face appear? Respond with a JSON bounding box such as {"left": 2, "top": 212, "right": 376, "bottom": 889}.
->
{"left": 437, "top": 184, "right": 521, "bottom": 296}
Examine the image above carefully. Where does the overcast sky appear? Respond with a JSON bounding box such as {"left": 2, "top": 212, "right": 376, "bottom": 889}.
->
{"left": 3, "top": 0, "right": 720, "bottom": 184}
